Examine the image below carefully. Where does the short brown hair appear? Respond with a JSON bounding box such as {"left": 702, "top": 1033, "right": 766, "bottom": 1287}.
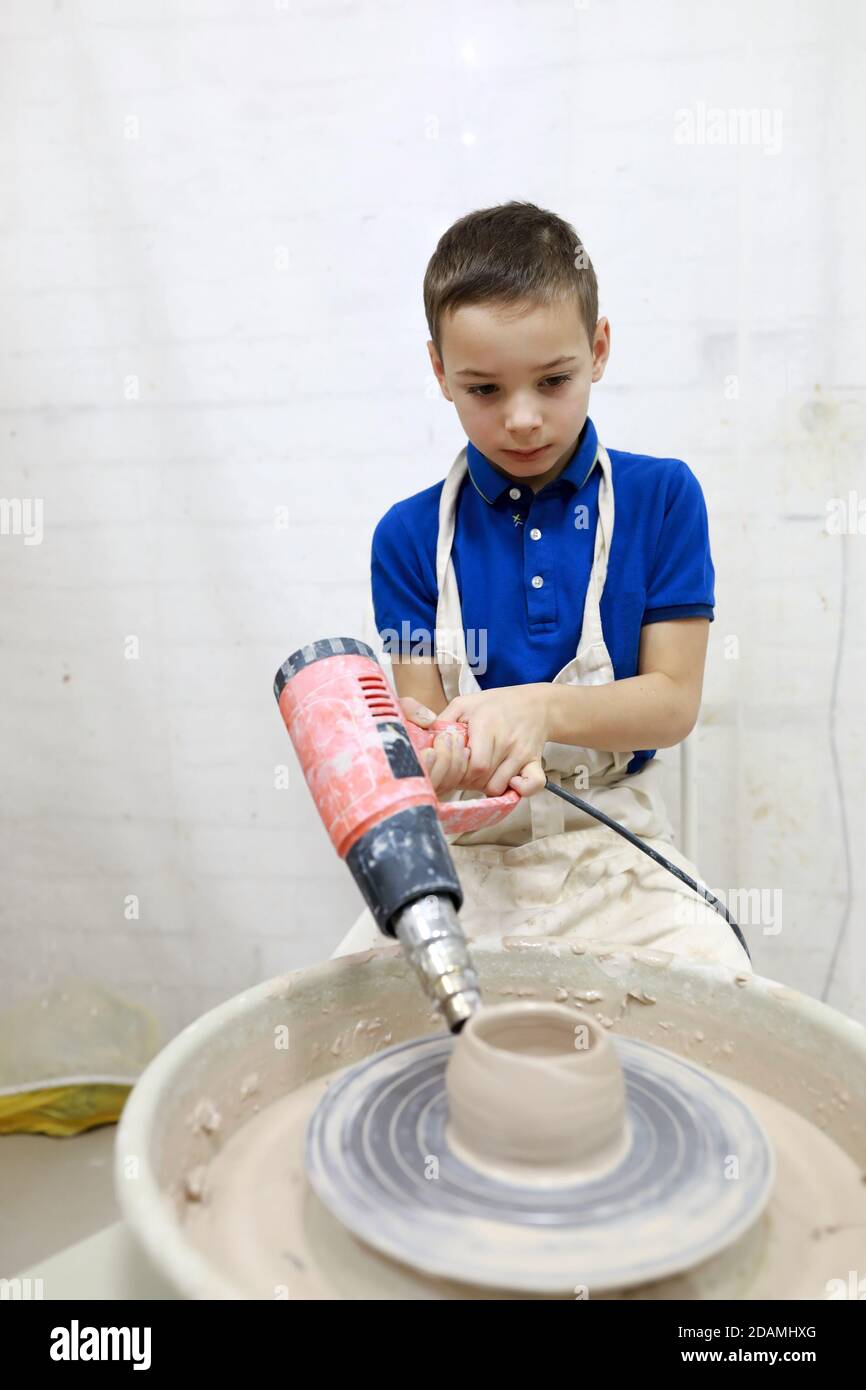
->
{"left": 423, "top": 200, "right": 598, "bottom": 362}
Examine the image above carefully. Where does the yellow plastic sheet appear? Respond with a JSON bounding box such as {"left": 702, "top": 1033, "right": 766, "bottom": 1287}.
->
{"left": 0, "top": 1083, "right": 132, "bottom": 1136}
{"left": 0, "top": 980, "right": 160, "bottom": 1136}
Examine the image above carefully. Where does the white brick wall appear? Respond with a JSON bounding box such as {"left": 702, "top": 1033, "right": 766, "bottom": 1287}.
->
{"left": 1, "top": 0, "right": 864, "bottom": 1063}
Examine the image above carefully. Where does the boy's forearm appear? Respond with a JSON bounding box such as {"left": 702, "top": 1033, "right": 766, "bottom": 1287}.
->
{"left": 544, "top": 674, "right": 698, "bottom": 753}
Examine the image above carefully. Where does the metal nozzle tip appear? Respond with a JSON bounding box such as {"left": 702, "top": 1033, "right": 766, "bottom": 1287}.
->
{"left": 442, "top": 989, "right": 482, "bottom": 1034}
{"left": 394, "top": 896, "right": 481, "bottom": 1032}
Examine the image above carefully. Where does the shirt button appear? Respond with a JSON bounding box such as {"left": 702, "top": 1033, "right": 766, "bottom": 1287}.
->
{"left": 530, "top": 527, "right": 541, "bottom": 540}
{"left": 508, "top": 487, "right": 521, "bottom": 500}
{"left": 531, "top": 575, "right": 544, "bottom": 588}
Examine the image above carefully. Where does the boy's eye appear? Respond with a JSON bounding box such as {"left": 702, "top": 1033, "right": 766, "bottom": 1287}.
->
{"left": 465, "top": 374, "right": 572, "bottom": 397}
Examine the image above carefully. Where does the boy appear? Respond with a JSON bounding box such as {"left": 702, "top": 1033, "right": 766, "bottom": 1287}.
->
{"left": 336, "top": 201, "right": 748, "bottom": 971}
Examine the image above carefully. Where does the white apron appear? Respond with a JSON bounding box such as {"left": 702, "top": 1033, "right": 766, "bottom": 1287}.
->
{"left": 333, "top": 441, "right": 750, "bottom": 971}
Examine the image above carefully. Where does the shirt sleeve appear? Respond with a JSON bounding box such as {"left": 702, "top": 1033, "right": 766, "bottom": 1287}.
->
{"left": 643, "top": 461, "right": 715, "bottom": 624}
{"left": 371, "top": 504, "right": 438, "bottom": 658}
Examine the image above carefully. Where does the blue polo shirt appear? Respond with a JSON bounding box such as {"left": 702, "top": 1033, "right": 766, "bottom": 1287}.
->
{"left": 370, "top": 416, "right": 714, "bottom": 775}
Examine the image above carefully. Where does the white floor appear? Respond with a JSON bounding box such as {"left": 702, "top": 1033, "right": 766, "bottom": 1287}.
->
{"left": 1, "top": 1125, "right": 119, "bottom": 1277}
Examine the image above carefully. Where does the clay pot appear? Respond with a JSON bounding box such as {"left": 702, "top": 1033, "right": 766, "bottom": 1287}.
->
{"left": 445, "top": 1001, "right": 629, "bottom": 1184}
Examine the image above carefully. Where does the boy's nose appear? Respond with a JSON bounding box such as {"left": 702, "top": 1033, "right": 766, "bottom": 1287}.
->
{"left": 502, "top": 390, "right": 543, "bottom": 424}
{"left": 505, "top": 416, "right": 543, "bottom": 435}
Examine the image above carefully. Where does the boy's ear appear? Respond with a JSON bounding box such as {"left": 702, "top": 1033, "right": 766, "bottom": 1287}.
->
{"left": 590, "top": 317, "right": 611, "bottom": 383}
{"left": 427, "top": 340, "right": 453, "bottom": 401}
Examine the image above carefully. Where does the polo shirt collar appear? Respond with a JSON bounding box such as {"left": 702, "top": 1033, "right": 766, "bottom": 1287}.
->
{"left": 466, "top": 417, "right": 599, "bottom": 504}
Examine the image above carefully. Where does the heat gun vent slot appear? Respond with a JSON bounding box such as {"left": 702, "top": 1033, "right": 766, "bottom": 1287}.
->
{"left": 359, "top": 673, "right": 398, "bottom": 717}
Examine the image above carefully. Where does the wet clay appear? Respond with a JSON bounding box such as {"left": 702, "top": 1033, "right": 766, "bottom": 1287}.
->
{"left": 182, "top": 1058, "right": 866, "bottom": 1301}
{"left": 445, "top": 1003, "right": 630, "bottom": 1184}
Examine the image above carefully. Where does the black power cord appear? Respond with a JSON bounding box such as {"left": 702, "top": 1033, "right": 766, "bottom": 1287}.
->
{"left": 543, "top": 777, "right": 751, "bottom": 963}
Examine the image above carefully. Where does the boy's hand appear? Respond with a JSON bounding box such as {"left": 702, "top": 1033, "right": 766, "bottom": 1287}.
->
{"left": 398, "top": 696, "right": 471, "bottom": 795}
{"left": 437, "top": 684, "right": 552, "bottom": 798}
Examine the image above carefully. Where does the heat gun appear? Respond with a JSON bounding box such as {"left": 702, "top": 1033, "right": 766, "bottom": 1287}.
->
{"left": 274, "top": 636, "right": 750, "bottom": 1030}
{"left": 273, "top": 637, "right": 517, "bottom": 1032}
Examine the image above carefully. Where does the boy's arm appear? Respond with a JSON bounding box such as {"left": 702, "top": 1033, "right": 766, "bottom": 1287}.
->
{"left": 390, "top": 654, "right": 448, "bottom": 714}
{"left": 434, "top": 619, "right": 709, "bottom": 799}
{"left": 545, "top": 617, "right": 709, "bottom": 751}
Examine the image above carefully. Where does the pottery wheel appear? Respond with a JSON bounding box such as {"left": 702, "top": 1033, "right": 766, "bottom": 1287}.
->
{"left": 305, "top": 1032, "right": 775, "bottom": 1294}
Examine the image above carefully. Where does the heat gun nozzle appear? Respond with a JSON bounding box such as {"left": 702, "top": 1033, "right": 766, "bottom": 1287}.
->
{"left": 394, "top": 895, "right": 481, "bottom": 1033}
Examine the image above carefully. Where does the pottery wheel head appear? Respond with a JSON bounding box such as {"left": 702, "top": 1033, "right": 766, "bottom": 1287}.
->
{"left": 304, "top": 1032, "right": 775, "bottom": 1294}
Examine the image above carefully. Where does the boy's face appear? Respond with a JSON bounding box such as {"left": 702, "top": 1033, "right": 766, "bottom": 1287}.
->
{"left": 428, "top": 297, "right": 610, "bottom": 492}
